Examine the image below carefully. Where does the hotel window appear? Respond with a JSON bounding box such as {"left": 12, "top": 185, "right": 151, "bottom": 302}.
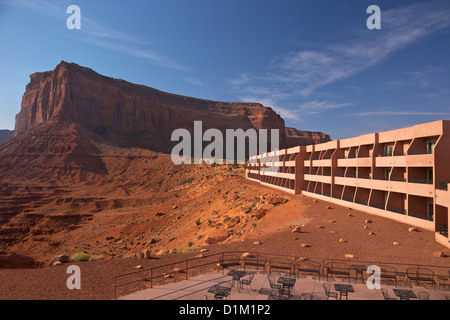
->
{"left": 427, "top": 169, "right": 433, "bottom": 184}
{"left": 384, "top": 168, "right": 391, "bottom": 180}
{"left": 426, "top": 141, "right": 436, "bottom": 154}
{"left": 384, "top": 145, "right": 394, "bottom": 157}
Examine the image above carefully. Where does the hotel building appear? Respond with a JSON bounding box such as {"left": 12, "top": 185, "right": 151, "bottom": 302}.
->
{"left": 246, "top": 120, "right": 450, "bottom": 248}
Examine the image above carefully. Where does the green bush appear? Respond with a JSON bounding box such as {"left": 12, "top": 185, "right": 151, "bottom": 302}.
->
{"left": 70, "top": 252, "right": 91, "bottom": 262}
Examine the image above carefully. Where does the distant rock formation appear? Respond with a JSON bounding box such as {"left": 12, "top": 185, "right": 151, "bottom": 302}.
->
{"left": 285, "top": 127, "right": 331, "bottom": 148}
{"left": 0, "top": 130, "right": 14, "bottom": 144}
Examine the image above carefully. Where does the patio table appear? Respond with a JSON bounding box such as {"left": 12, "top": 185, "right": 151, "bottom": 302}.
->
{"left": 351, "top": 264, "right": 367, "bottom": 284}
{"left": 227, "top": 270, "right": 254, "bottom": 291}
{"left": 393, "top": 289, "right": 417, "bottom": 300}
{"left": 334, "top": 284, "right": 354, "bottom": 300}
{"left": 277, "top": 275, "right": 296, "bottom": 289}
{"left": 208, "top": 284, "right": 231, "bottom": 300}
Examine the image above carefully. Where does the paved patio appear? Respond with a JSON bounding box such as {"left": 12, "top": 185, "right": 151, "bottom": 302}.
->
{"left": 119, "top": 269, "right": 449, "bottom": 300}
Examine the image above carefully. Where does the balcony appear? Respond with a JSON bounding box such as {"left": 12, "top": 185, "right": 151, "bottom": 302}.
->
{"left": 386, "top": 207, "right": 406, "bottom": 215}
{"left": 437, "top": 225, "right": 448, "bottom": 237}
{"left": 304, "top": 174, "right": 332, "bottom": 183}
{"left": 375, "top": 155, "right": 406, "bottom": 167}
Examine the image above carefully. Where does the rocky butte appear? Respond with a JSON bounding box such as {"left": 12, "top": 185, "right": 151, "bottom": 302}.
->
{"left": 14, "top": 61, "right": 330, "bottom": 153}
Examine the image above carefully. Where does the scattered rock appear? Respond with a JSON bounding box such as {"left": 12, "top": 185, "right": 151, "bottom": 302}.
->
{"left": 253, "top": 241, "right": 261, "bottom": 245}
{"left": 291, "top": 226, "right": 302, "bottom": 233}
{"left": 344, "top": 254, "right": 354, "bottom": 259}
{"left": 433, "top": 251, "right": 447, "bottom": 258}
{"left": 195, "top": 254, "right": 204, "bottom": 258}
{"left": 156, "top": 211, "right": 166, "bottom": 217}
{"left": 393, "top": 242, "right": 400, "bottom": 246}
{"left": 134, "top": 265, "right": 143, "bottom": 269}
{"left": 313, "top": 199, "right": 318, "bottom": 203}
{"left": 163, "top": 273, "right": 174, "bottom": 279}
{"left": 300, "top": 243, "right": 310, "bottom": 248}
{"left": 268, "top": 197, "right": 288, "bottom": 206}
{"left": 408, "top": 227, "right": 419, "bottom": 232}
{"left": 200, "top": 249, "right": 208, "bottom": 253}
{"left": 363, "top": 225, "right": 368, "bottom": 229}
{"left": 339, "top": 238, "right": 347, "bottom": 243}
{"left": 242, "top": 252, "right": 256, "bottom": 258}
{"left": 172, "top": 205, "right": 178, "bottom": 210}
{"left": 106, "top": 236, "right": 114, "bottom": 240}
{"left": 251, "top": 209, "right": 267, "bottom": 220}
{"left": 142, "top": 249, "right": 151, "bottom": 259}
{"left": 326, "top": 205, "right": 332, "bottom": 210}
{"left": 316, "top": 225, "right": 324, "bottom": 229}
{"left": 368, "top": 232, "right": 375, "bottom": 236}
{"left": 48, "top": 254, "right": 70, "bottom": 266}
{"left": 365, "top": 220, "right": 373, "bottom": 224}
{"left": 173, "top": 267, "right": 185, "bottom": 273}
{"left": 348, "top": 213, "right": 354, "bottom": 217}
{"left": 329, "top": 220, "right": 336, "bottom": 223}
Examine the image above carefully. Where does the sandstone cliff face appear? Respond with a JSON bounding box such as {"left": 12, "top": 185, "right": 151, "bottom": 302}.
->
{"left": 285, "top": 127, "right": 331, "bottom": 147}
{"left": 15, "top": 61, "right": 290, "bottom": 152}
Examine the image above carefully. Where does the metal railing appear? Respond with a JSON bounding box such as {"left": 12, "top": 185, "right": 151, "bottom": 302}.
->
{"left": 436, "top": 225, "right": 448, "bottom": 237}
{"left": 437, "top": 181, "right": 449, "bottom": 191}
{"left": 113, "top": 250, "right": 450, "bottom": 299}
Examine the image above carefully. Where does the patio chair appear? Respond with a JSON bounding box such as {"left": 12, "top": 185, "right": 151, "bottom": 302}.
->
{"left": 418, "top": 292, "right": 430, "bottom": 300}
{"left": 268, "top": 275, "right": 282, "bottom": 291}
{"left": 268, "top": 257, "right": 294, "bottom": 275}
{"left": 268, "top": 289, "right": 289, "bottom": 300}
{"left": 376, "top": 265, "right": 399, "bottom": 287}
{"left": 296, "top": 259, "right": 321, "bottom": 280}
{"left": 214, "top": 281, "right": 232, "bottom": 300}
{"left": 323, "top": 283, "right": 338, "bottom": 300}
{"left": 325, "top": 261, "right": 351, "bottom": 283}
{"left": 240, "top": 273, "right": 255, "bottom": 294}
{"left": 406, "top": 267, "right": 436, "bottom": 289}
{"left": 381, "top": 288, "right": 396, "bottom": 300}
{"left": 243, "top": 255, "right": 267, "bottom": 271}
{"left": 218, "top": 254, "right": 241, "bottom": 274}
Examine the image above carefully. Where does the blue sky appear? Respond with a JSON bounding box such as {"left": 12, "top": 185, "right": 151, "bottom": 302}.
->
{"left": 0, "top": 0, "right": 449, "bottom": 140}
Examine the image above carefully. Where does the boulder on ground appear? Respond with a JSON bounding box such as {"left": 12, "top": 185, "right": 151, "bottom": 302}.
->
{"left": 48, "top": 254, "right": 70, "bottom": 266}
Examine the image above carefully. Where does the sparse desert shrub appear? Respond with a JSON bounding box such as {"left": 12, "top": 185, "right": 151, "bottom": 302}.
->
{"left": 195, "top": 219, "right": 201, "bottom": 226}
{"left": 70, "top": 252, "right": 91, "bottom": 262}
{"left": 181, "top": 177, "right": 194, "bottom": 184}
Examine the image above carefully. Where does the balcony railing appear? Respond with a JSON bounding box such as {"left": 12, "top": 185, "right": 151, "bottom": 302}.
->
{"left": 369, "top": 203, "right": 385, "bottom": 210}
{"left": 386, "top": 207, "right": 406, "bottom": 215}
{"left": 408, "top": 211, "right": 433, "bottom": 221}
{"left": 437, "top": 181, "right": 449, "bottom": 191}
{"left": 408, "top": 179, "right": 433, "bottom": 185}
{"left": 376, "top": 152, "right": 406, "bottom": 157}
{"left": 437, "top": 225, "right": 448, "bottom": 237}
{"left": 408, "top": 149, "right": 432, "bottom": 155}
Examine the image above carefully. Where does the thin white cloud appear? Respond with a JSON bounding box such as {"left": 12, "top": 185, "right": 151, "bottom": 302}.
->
{"left": 183, "top": 77, "right": 204, "bottom": 86}
{"left": 229, "top": 0, "right": 450, "bottom": 116}
{"left": 299, "top": 101, "right": 351, "bottom": 115}
{"left": 4, "top": 0, "right": 189, "bottom": 71}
